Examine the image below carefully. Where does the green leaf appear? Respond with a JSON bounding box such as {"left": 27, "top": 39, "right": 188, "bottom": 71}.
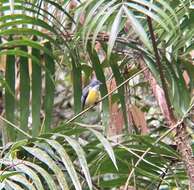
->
{"left": 0, "top": 15, "right": 58, "bottom": 35}
{"left": 20, "top": 160, "right": 57, "bottom": 190}
{"left": 119, "top": 143, "right": 165, "bottom": 172}
{"left": 89, "top": 129, "right": 118, "bottom": 170}
{"left": 0, "top": 28, "right": 57, "bottom": 46}
{"left": 63, "top": 135, "right": 93, "bottom": 190}
{"left": 42, "top": 0, "right": 75, "bottom": 24}
{"left": 9, "top": 174, "right": 36, "bottom": 190}
{"left": 5, "top": 179, "right": 24, "bottom": 190}
{"left": 100, "top": 177, "right": 126, "bottom": 188}
{"left": 83, "top": 0, "right": 117, "bottom": 49}
{"left": 0, "top": 171, "right": 22, "bottom": 182}
{"left": 0, "top": 1, "right": 72, "bottom": 41}
{"left": 91, "top": 4, "right": 121, "bottom": 48}
{"left": 31, "top": 38, "right": 42, "bottom": 137}
{"left": 126, "top": 2, "right": 169, "bottom": 32}
{"left": 0, "top": 39, "right": 53, "bottom": 58}
{"left": 129, "top": 0, "right": 176, "bottom": 30}
{"left": 43, "top": 42, "right": 55, "bottom": 133}
{"left": 19, "top": 46, "right": 30, "bottom": 139}
{"left": 71, "top": 49, "right": 82, "bottom": 114}
{"left": 8, "top": 139, "right": 28, "bottom": 156}
{"left": 107, "top": 7, "right": 123, "bottom": 58}
{"left": 23, "top": 146, "right": 69, "bottom": 190}
{"left": 123, "top": 6, "right": 152, "bottom": 52}
{"left": 15, "top": 164, "right": 44, "bottom": 190}
{"left": 107, "top": 54, "right": 129, "bottom": 130}
{"left": 83, "top": 0, "right": 106, "bottom": 35}
{"left": 45, "top": 139, "right": 82, "bottom": 190}
{"left": 0, "top": 49, "right": 40, "bottom": 64}
{"left": 5, "top": 43, "right": 16, "bottom": 141}
{"left": 176, "top": 60, "right": 191, "bottom": 114}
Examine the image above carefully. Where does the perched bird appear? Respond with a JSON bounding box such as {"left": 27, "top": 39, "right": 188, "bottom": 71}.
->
{"left": 81, "top": 79, "right": 102, "bottom": 109}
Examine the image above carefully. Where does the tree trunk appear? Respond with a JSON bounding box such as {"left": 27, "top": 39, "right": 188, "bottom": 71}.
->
{"left": 175, "top": 124, "right": 194, "bottom": 189}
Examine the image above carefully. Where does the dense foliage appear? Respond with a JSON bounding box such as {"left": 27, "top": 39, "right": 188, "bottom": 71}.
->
{"left": 0, "top": 0, "right": 194, "bottom": 189}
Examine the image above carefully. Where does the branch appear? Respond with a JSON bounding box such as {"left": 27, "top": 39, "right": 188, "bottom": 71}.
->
{"left": 146, "top": 16, "right": 176, "bottom": 124}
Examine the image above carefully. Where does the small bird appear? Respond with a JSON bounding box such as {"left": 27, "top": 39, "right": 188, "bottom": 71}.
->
{"left": 81, "top": 79, "right": 102, "bottom": 109}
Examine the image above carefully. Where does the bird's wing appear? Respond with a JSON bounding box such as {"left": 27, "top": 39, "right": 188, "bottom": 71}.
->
{"left": 81, "top": 86, "right": 89, "bottom": 110}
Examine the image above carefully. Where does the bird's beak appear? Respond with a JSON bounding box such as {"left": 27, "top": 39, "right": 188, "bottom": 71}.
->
{"left": 99, "top": 81, "right": 103, "bottom": 85}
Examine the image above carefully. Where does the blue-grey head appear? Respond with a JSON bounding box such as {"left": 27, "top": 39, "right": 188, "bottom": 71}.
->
{"left": 88, "top": 79, "right": 102, "bottom": 90}
{"left": 89, "top": 79, "right": 102, "bottom": 87}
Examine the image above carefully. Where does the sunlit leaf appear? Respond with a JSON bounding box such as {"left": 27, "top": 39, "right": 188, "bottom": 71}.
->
{"left": 89, "top": 129, "right": 118, "bottom": 170}
{"left": 45, "top": 139, "right": 82, "bottom": 190}
{"left": 123, "top": 6, "right": 152, "bottom": 52}
{"left": 23, "top": 146, "right": 69, "bottom": 190}
{"left": 107, "top": 7, "right": 123, "bottom": 58}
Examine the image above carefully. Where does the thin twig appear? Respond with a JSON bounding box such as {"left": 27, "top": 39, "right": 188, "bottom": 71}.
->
{"left": 0, "top": 68, "right": 147, "bottom": 138}
{"left": 66, "top": 67, "right": 148, "bottom": 124}
{"left": 0, "top": 116, "right": 32, "bottom": 138}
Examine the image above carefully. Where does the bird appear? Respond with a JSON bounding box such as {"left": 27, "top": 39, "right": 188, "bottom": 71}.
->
{"left": 81, "top": 79, "right": 102, "bottom": 109}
